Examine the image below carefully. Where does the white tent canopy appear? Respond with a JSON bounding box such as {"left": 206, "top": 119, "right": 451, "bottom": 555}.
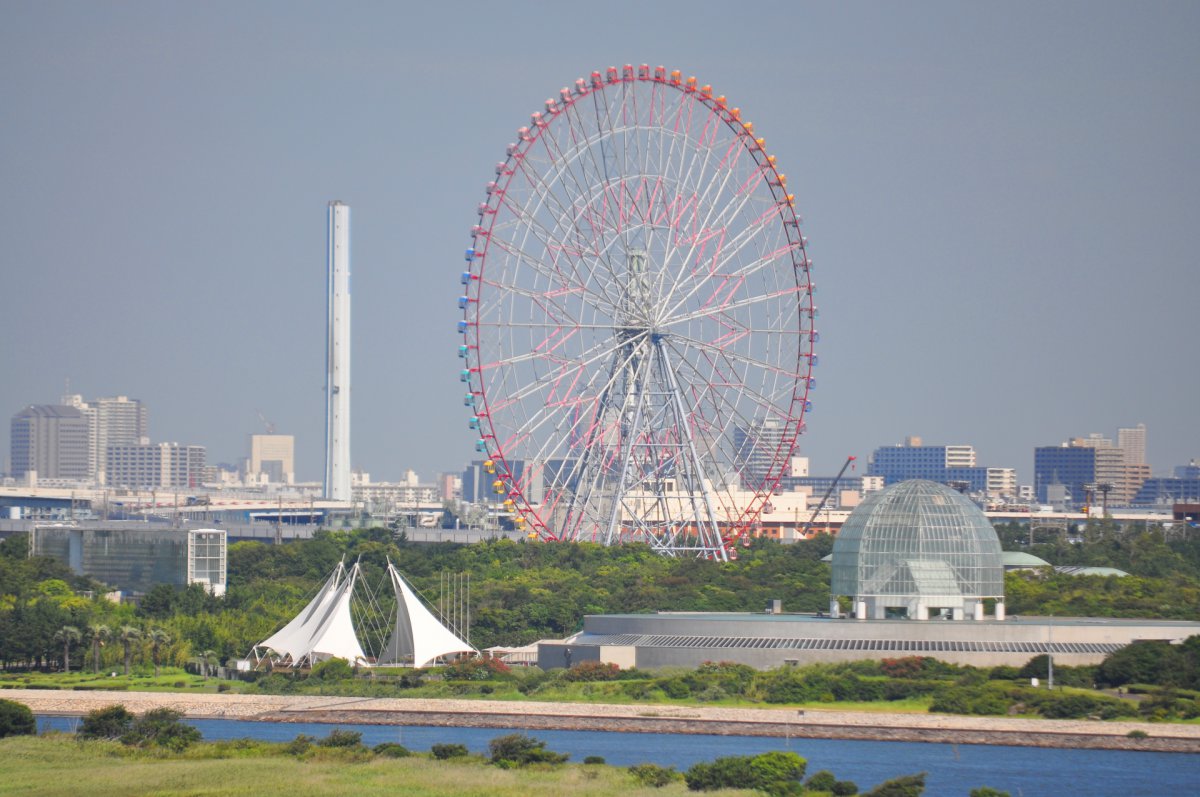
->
{"left": 252, "top": 560, "right": 474, "bottom": 669}
{"left": 377, "top": 563, "right": 476, "bottom": 668}
{"left": 254, "top": 561, "right": 347, "bottom": 665}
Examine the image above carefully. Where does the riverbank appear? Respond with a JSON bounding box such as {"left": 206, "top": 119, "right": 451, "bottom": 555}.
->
{"left": 9, "top": 689, "right": 1199, "bottom": 753}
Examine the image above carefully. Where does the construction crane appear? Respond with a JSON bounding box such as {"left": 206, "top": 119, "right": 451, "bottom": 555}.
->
{"left": 801, "top": 455, "right": 857, "bottom": 537}
{"left": 256, "top": 410, "right": 277, "bottom": 435}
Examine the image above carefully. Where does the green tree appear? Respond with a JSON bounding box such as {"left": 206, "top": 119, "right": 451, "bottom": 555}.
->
{"left": 0, "top": 698, "right": 36, "bottom": 738}
{"left": 117, "top": 625, "right": 141, "bottom": 675}
{"left": 54, "top": 625, "right": 80, "bottom": 673}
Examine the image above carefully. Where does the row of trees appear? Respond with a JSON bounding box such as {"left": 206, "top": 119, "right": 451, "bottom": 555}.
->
{"left": 4, "top": 522, "right": 1200, "bottom": 673}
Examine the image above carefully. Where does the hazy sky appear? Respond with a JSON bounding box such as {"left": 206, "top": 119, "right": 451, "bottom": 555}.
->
{"left": 2, "top": 1, "right": 1197, "bottom": 485}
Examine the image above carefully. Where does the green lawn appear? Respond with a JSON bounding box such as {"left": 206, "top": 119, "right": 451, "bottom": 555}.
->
{"left": 0, "top": 735, "right": 754, "bottom": 797}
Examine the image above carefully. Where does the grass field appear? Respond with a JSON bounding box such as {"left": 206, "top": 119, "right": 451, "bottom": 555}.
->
{"left": 0, "top": 735, "right": 760, "bottom": 797}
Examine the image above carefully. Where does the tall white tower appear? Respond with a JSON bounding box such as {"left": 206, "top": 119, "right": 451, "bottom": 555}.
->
{"left": 325, "top": 201, "right": 351, "bottom": 501}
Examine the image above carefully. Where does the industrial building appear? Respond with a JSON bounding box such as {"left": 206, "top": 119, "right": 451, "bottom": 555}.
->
{"left": 539, "top": 480, "right": 1200, "bottom": 670}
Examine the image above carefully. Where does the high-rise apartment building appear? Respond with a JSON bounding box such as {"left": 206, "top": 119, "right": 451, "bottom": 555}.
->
{"left": 106, "top": 442, "right": 206, "bottom": 490}
{"left": 1117, "top": 424, "right": 1147, "bottom": 466}
{"left": 10, "top": 405, "right": 90, "bottom": 481}
{"left": 868, "top": 439, "right": 977, "bottom": 484}
{"left": 62, "top": 394, "right": 147, "bottom": 483}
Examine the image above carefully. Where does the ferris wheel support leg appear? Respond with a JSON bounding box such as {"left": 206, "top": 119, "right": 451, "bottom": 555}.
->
{"left": 657, "top": 339, "right": 727, "bottom": 561}
{"left": 602, "top": 355, "right": 650, "bottom": 546}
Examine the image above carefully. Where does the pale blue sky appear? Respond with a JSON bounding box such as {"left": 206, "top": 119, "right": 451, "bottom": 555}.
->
{"left": 2, "top": 1, "right": 1197, "bottom": 484}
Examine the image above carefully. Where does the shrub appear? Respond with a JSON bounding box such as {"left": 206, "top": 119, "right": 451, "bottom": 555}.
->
{"left": 121, "top": 708, "right": 202, "bottom": 751}
{"left": 630, "top": 762, "right": 680, "bottom": 787}
{"left": 443, "top": 657, "right": 513, "bottom": 681}
{"left": 373, "top": 742, "right": 411, "bottom": 757}
{"left": 319, "top": 728, "right": 364, "bottom": 748}
{"left": 662, "top": 678, "right": 692, "bottom": 699}
{"left": 583, "top": 755, "right": 606, "bottom": 765}
{"left": 431, "top": 743, "right": 469, "bottom": 759}
{"left": 862, "top": 772, "right": 926, "bottom": 797}
{"left": 0, "top": 699, "right": 36, "bottom": 739}
{"left": 79, "top": 704, "right": 135, "bottom": 740}
{"left": 806, "top": 770, "right": 837, "bottom": 791}
{"left": 1127, "top": 729, "right": 1149, "bottom": 739}
{"left": 310, "top": 658, "right": 354, "bottom": 681}
{"left": 832, "top": 780, "right": 860, "bottom": 795}
{"left": 284, "top": 734, "right": 314, "bottom": 755}
{"left": 487, "top": 733, "right": 569, "bottom": 767}
{"left": 563, "top": 661, "right": 622, "bottom": 682}
{"left": 685, "top": 752, "right": 806, "bottom": 795}
{"left": 969, "top": 789, "right": 1011, "bottom": 797}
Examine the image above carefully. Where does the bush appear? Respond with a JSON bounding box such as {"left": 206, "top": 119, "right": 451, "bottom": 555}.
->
{"left": 373, "top": 742, "right": 412, "bottom": 758}
{"left": 662, "top": 678, "right": 692, "bottom": 699}
{"left": 319, "top": 728, "right": 364, "bottom": 748}
{"left": 487, "top": 733, "right": 569, "bottom": 767}
{"left": 806, "top": 770, "right": 837, "bottom": 791}
{"left": 1127, "top": 729, "right": 1149, "bottom": 739}
{"left": 832, "top": 780, "right": 860, "bottom": 795}
{"left": 563, "top": 661, "right": 622, "bottom": 682}
{"left": 79, "top": 704, "right": 135, "bottom": 740}
{"left": 685, "top": 752, "right": 806, "bottom": 795}
{"left": 969, "top": 789, "right": 1011, "bottom": 797}
{"left": 310, "top": 658, "right": 354, "bottom": 681}
{"left": 431, "top": 742, "right": 469, "bottom": 759}
{"left": 862, "top": 772, "right": 926, "bottom": 797}
{"left": 443, "top": 657, "right": 513, "bottom": 681}
{"left": 583, "top": 755, "right": 606, "bottom": 765}
{"left": 630, "top": 762, "right": 680, "bottom": 787}
{"left": 121, "top": 708, "right": 202, "bottom": 751}
{"left": 0, "top": 699, "right": 36, "bottom": 738}
{"left": 284, "top": 734, "right": 314, "bottom": 755}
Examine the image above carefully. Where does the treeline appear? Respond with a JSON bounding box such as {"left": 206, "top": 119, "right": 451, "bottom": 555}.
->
{"left": 4, "top": 523, "right": 1200, "bottom": 672}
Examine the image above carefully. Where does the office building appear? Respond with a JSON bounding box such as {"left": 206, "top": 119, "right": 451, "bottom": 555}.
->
{"left": 10, "top": 405, "right": 89, "bottom": 481}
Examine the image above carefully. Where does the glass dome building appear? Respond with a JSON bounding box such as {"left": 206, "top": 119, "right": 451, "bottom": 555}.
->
{"left": 830, "top": 480, "right": 1005, "bottom": 621}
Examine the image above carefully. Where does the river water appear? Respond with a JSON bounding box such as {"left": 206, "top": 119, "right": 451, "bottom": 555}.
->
{"left": 38, "top": 716, "right": 1199, "bottom": 796}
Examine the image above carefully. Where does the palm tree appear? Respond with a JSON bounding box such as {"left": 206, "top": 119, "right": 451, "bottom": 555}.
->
{"left": 117, "top": 625, "right": 141, "bottom": 676}
{"left": 201, "top": 649, "right": 219, "bottom": 679}
{"left": 86, "top": 623, "right": 110, "bottom": 674}
{"left": 54, "top": 625, "right": 81, "bottom": 673}
{"left": 147, "top": 628, "right": 171, "bottom": 678}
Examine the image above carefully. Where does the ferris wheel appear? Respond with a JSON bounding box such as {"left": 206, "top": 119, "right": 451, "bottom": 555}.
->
{"left": 458, "top": 64, "right": 816, "bottom": 560}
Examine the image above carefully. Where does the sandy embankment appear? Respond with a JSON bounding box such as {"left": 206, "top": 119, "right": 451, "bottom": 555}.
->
{"left": 9, "top": 689, "right": 1200, "bottom": 753}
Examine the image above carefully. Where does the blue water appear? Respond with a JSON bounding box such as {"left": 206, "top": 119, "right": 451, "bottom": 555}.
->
{"left": 38, "top": 715, "right": 1199, "bottom": 796}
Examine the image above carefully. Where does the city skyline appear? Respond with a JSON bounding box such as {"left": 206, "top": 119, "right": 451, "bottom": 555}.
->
{"left": 2, "top": 2, "right": 1197, "bottom": 484}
